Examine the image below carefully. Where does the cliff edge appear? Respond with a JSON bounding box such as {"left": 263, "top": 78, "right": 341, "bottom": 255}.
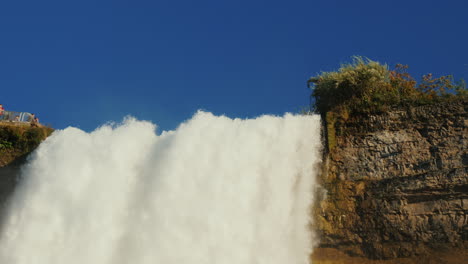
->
{"left": 0, "top": 123, "right": 53, "bottom": 211}
{"left": 314, "top": 99, "right": 467, "bottom": 259}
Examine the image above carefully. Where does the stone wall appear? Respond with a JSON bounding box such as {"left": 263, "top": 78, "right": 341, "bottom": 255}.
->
{"left": 315, "top": 99, "right": 467, "bottom": 259}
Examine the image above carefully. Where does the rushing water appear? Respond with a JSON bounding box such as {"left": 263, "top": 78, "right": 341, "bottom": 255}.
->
{"left": 0, "top": 111, "right": 322, "bottom": 264}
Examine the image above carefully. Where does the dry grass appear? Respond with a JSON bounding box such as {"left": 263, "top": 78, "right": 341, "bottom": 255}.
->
{"left": 0, "top": 122, "right": 54, "bottom": 167}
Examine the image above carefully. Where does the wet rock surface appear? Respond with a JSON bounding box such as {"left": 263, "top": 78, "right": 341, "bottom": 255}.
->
{"left": 316, "top": 100, "right": 468, "bottom": 259}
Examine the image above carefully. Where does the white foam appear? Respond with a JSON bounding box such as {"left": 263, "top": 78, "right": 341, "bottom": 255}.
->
{"left": 0, "top": 111, "right": 322, "bottom": 264}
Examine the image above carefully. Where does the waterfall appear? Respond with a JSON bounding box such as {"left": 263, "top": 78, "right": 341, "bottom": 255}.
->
{"left": 0, "top": 111, "right": 321, "bottom": 264}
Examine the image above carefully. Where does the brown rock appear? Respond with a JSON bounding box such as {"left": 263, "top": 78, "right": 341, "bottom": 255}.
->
{"left": 314, "top": 99, "right": 468, "bottom": 259}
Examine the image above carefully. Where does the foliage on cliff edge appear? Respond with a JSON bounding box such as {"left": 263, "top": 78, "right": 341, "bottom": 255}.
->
{"left": 308, "top": 56, "right": 467, "bottom": 116}
{"left": 0, "top": 124, "right": 54, "bottom": 167}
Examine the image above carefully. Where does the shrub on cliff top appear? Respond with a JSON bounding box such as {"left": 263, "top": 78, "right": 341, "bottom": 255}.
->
{"left": 308, "top": 56, "right": 467, "bottom": 115}
{"left": 0, "top": 125, "right": 53, "bottom": 154}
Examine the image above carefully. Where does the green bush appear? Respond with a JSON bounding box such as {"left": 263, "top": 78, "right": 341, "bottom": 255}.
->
{"left": 308, "top": 56, "right": 467, "bottom": 116}
{"left": 0, "top": 125, "right": 53, "bottom": 153}
{"left": 0, "top": 140, "right": 13, "bottom": 149}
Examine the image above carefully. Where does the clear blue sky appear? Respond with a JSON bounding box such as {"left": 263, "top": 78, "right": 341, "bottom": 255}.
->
{"left": 1, "top": 0, "right": 467, "bottom": 131}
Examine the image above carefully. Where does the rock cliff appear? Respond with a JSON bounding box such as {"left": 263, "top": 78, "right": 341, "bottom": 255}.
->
{"left": 314, "top": 99, "right": 467, "bottom": 259}
{"left": 0, "top": 124, "right": 53, "bottom": 215}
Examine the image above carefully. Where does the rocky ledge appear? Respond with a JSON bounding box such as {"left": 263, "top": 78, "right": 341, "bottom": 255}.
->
{"left": 314, "top": 99, "right": 467, "bottom": 259}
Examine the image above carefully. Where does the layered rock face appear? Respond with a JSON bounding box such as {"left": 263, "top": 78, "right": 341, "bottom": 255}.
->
{"left": 315, "top": 99, "right": 467, "bottom": 259}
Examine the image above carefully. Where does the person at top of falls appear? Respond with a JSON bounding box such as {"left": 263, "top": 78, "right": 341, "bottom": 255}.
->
{"left": 30, "top": 113, "right": 38, "bottom": 127}
{"left": 0, "top": 104, "right": 4, "bottom": 121}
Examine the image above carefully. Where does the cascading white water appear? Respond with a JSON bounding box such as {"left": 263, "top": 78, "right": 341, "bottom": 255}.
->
{"left": 0, "top": 111, "right": 322, "bottom": 264}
